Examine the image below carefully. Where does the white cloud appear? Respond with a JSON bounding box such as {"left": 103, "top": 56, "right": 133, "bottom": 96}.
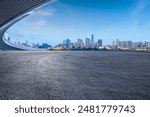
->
{"left": 23, "top": 9, "right": 55, "bottom": 28}
{"left": 34, "top": 9, "right": 56, "bottom": 16}
{"left": 22, "top": 6, "right": 56, "bottom": 29}
{"left": 26, "top": 19, "right": 48, "bottom": 28}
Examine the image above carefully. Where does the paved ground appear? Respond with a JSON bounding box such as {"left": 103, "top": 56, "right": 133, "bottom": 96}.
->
{"left": 0, "top": 51, "right": 150, "bottom": 100}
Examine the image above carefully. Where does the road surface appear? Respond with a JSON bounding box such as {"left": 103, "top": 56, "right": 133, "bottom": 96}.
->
{"left": 0, "top": 51, "right": 150, "bottom": 100}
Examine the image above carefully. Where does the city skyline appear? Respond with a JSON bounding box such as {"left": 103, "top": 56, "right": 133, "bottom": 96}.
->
{"left": 7, "top": 0, "right": 150, "bottom": 46}
{"left": 7, "top": 33, "right": 149, "bottom": 50}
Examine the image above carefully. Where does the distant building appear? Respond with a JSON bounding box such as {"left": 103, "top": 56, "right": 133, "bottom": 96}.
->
{"left": 133, "top": 42, "right": 143, "bottom": 49}
{"left": 112, "top": 41, "right": 116, "bottom": 49}
{"left": 112, "top": 39, "right": 149, "bottom": 50}
{"left": 54, "top": 44, "right": 62, "bottom": 48}
{"left": 119, "top": 41, "right": 127, "bottom": 48}
{"left": 39, "top": 43, "right": 52, "bottom": 49}
{"left": 148, "top": 42, "right": 150, "bottom": 46}
{"left": 126, "top": 41, "right": 133, "bottom": 49}
{"left": 97, "top": 39, "right": 103, "bottom": 48}
{"left": 63, "top": 39, "right": 71, "bottom": 47}
{"left": 68, "top": 43, "right": 74, "bottom": 49}
{"left": 18, "top": 41, "right": 21, "bottom": 45}
{"left": 25, "top": 40, "right": 28, "bottom": 46}
{"left": 91, "top": 34, "right": 94, "bottom": 42}
{"left": 91, "top": 41, "right": 96, "bottom": 49}
{"left": 74, "top": 42, "right": 78, "bottom": 49}
{"left": 116, "top": 39, "right": 120, "bottom": 48}
{"left": 144, "top": 41, "right": 149, "bottom": 47}
{"left": 32, "top": 43, "right": 39, "bottom": 48}
{"left": 85, "top": 38, "right": 91, "bottom": 48}
{"left": 78, "top": 38, "right": 84, "bottom": 49}
{"left": 90, "top": 34, "right": 95, "bottom": 49}
{"left": 21, "top": 40, "right": 31, "bottom": 47}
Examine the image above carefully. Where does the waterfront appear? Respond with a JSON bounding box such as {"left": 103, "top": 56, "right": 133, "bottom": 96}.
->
{"left": 0, "top": 51, "right": 150, "bottom": 100}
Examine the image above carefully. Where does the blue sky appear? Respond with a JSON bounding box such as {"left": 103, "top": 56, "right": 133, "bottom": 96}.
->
{"left": 7, "top": 0, "right": 150, "bottom": 46}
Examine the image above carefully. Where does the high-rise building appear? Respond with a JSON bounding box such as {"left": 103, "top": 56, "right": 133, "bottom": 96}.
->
{"left": 112, "top": 41, "right": 116, "bottom": 49}
{"left": 90, "top": 41, "right": 96, "bottom": 49}
{"left": 85, "top": 38, "right": 91, "bottom": 48}
{"left": 74, "top": 42, "right": 78, "bottom": 49}
{"left": 97, "top": 39, "right": 103, "bottom": 48}
{"left": 91, "top": 34, "right": 94, "bottom": 42}
{"left": 90, "top": 34, "right": 96, "bottom": 49}
{"left": 78, "top": 38, "right": 84, "bottom": 49}
{"left": 116, "top": 39, "right": 120, "bottom": 48}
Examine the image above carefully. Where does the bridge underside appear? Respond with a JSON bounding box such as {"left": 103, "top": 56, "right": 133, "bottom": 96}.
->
{"left": 0, "top": 0, "right": 52, "bottom": 50}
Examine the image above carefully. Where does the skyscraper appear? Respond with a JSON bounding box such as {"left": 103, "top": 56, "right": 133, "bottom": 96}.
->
{"left": 91, "top": 34, "right": 94, "bottom": 42}
{"left": 78, "top": 38, "right": 84, "bottom": 49}
{"left": 91, "top": 34, "right": 96, "bottom": 49}
{"left": 112, "top": 41, "right": 116, "bottom": 49}
{"left": 116, "top": 39, "right": 120, "bottom": 48}
{"left": 85, "top": 38, "right": 91, "bottom": 48}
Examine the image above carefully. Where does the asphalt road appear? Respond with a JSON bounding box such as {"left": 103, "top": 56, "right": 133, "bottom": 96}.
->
{"left": 0, "top": 51, "right": 150, "bottom": 100}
